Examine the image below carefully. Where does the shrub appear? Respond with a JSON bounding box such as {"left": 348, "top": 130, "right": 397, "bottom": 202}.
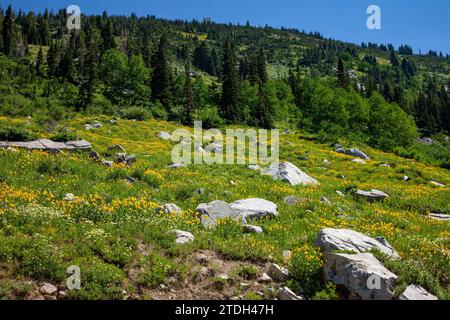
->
{"left": 121, "top": 106, "right": 151, "bottom": 121}
{"left": 289, "top": 244, "right": 324, "bottom": 296}
{"left": 237, "top": 265, "right": 259, "bottom": 280}
{"left": 50, "top": 128, "right": 78, "bottom": 142}
{"left": 0, "top": 126, "right": 37, "bottom": 141}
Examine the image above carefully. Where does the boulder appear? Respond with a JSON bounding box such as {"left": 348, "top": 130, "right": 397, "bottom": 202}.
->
{"left": 316, "top": 228, "right": 400, "bottom": 259}
{"left": 194, "top": 200, "right": 242, "bottom": 227}
{"left": 65, "top": 140, "right": 92, "bottom": 150}
{"left": 157, "top": 131, "right": 172, "bottom": 140}
{"left": 399, "top": 285, "right": 438, "bottom": 300}
{"left": 268, "top": 263, "right": 289, "bottom": 282}
{"left": 266, "top": 162, "right": 318, "bottom": 186}
{"left": 168, "top": 163, "right": 187, "bottom": 169}
{"left": 336, "top": 191, "right": 345, "bottom": 197}
{"left": 230, "top": 198, "right": 278, "bottom": 222}
{"left": 89, "top": 151, "right": 101, "bottom": 160}
{"left": 101, "top": 159, "right": 113, "bottom": 167}
{"left": 168, "top": 230, "right": 194, "bottom": 244}
{"left": 277, "top": 287, "right": 303, "bottom": 300}
{"left": 158, "top": 203, "right": 182, "bottom": 214}
{"left": 124, "top": 155, "right": 137, "bottom": 166}
{"left": 356, "top": 189, "right": 389, "bottom": 202}
{"left": 257, "top": 273, "right": 273, "bottom": 283}
{"left": 323, "top": 159, "right": 331, "bottom": 165}
{"left": 352, "top": 158, "right": 366, "bottom": 164}
{"left": 320, "top": 196, "right": 332, "bottom": 205}
{"left": 428, "top": 213, "right": 450, "bottom": 221}
{"left": 243, "top": 224, "right": 263, "bottom": 234}
{"left": 336, "top": 147, "right": 370, "bottom": 160}
{"left": 40, "top": 283, "right": 58, "bottom": 295}
{"left": 63, "top": 193, "right": 75, "bottom": 201}
{"left": 430, "top": 181, "right": 445, "bottom": 187}
{"left": 323, "top": 252, "right": 397, "bottom": 300}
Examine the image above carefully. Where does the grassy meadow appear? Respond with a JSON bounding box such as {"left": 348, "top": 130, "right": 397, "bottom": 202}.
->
{"left": 0, "top": 115, "right": 449, "bottom": 300}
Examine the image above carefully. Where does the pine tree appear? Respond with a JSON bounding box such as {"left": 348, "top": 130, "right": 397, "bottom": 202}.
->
{"left": 2, "top": 5, "right": 16, "bottom": 56}
{"left": 389, "top": 49, "right": 400, "bottom": 67}
{"left": 35, "top": 46, "right": 43, "bottom": 76}
{"left": 24, "top": 12, "right": 39, "bottom": 44}
{"left": 47, "top": 40, "right": 61, "bottom": 77}
{"left": 182, "top": 67, "right": 195, "bottom": 125}
{"left": 257, "top": 49, "right": 268, "bottom": 84}
{"left": 101, "top": 17, "right": 115, "bottom": 53}
{"left": 151, "top": 35, "right": 172, "bottom": 108}
{"left": 220, "top": 40, "right": 243, "bottom": 122}
{"left": 78, "top": 30, "right": 100, "bottom": 110}
{"left": 38, "top": 9, "right": 50, "bottom": 46}
{"left": 336, "top": 58, "right": 349, "bottom": 88}
{"left": 0, "top": 8, "right": 4, "bottom": 50}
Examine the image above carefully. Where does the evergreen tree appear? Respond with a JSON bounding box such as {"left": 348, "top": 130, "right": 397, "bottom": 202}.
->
{"left": 35, "top": 46, "right": 43, "bottom": 76}
{"left": 47, "top": 40, "right": 61, "bottom": 77}
{"left": 0, "top": 8, "right": 4, "bottom": 50}
{"left": 182, "top": 67, "right": 195, "bottom": 125}
{"left": 389, "top": 49, "right": 400, "bottom": 67}
{"left": 257, "top": 49, "right": 268, "bottom": 84}
{"left": 78, "top": 30, "right": 100, "bottom": 110}
{"left": 38, "top": 9, "right": 50, "bottom": 46}
{"left": 193, "top": 42, "right": 213, "bottom": 74}
{"left": 220, "top": 40, "right": 243, "bottom": 122}
{"left": 336, "top": 58, "right": 349, "bottom": 88}
{"left": 101, "top": 18, "right": 115, "bottom": 53}
{"left": 24, "top": 12, "right": 39, "bottom": 44}
{"left": 151, "top": 35, "right": 172, "bottom": 108}
{"left": 2, "top": 5, "right": 16, "bottom": 56}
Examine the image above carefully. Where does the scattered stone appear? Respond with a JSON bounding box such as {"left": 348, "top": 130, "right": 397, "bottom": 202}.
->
{"left": 337, "top": 174, "right": 346, "bottom": 180}
{"left": 108, "top": 144, "right": 126, "bottom": 153}
{"left": 277, "top": 287, "right": 303, "bottom": 300}
{"left": 158, "top": 203, "right": 182, "bottom": 214}
{"left": 125, "top": 176, "right": 137, "bottom": 183}
{"left": 283, "top": 195, "right": 302, "bottom": 205}
{"left": 336, "top": 147, "right": 370, "bottom": 160}
{"left": 418, "top": 137, "right": 434, "bottom": 145}
{"left": 352, "top": 158, "right": 366, "bottom": 164}
{"left": 336, "top": 191, "right": 345, "bottom": 197}
{"left": 403, "top": 175, "right": 410, "bottom": 181}
{"left": 40, "top": 283, "right": 58, "bottom": 295}
{"left": 195, "top": 200, "right": 242, "bottom": 228}
{"left": 85, "top": 122, "right": 102, "bottom": 130}
{"left": 282, "top": 250, "right": 292, "bottom": 262}
{"left": 157, "top": 131, "right": 172, "bottom": 140}
{"left": 320, "top": 196, "right": 332, "bottom": 205}
{"left": 196, "top": 253, "right": 209, "bottom": 264}
{"left": 257, "top": 273, "right": 273, "bottom": 283}
{"left": 428, "top": 213, "right": 450, "bottom": 221}
{"left": 124, "top": 155, "right": 137, "bottom": 166}
{"left": 323, "top": 252, "right": 397, "bottom": 300}
{"left": 168, "top": 230, "right": 194, "bottom": 244}
{"left": 6, "top": 146, "right": 17, "bottom": 152}
{"left": 323, "top": 159, "right": 331, "bottom": 165}
{"left": 282, "top": 129, "right": 295, "bottom": 134}
{"left": 65, "top": 140, "right": 92, "bottom": 151}
{"left": 168, "top": 163, "right": 187, "bottom": 169}
{"left": 379, "top": 163, "right": 392, "bottom": 168}
{"left": 316, "top": 228, "right": 400, "bottom": 259}
{"left": 243, "top": 224, "right": 263, "bottom": 234}
{"left": 0, "top": 140, "right": 91, "bottom": 152}
{"left": 230, "top": 180, "right": 236, "bottom": 186}
{"left": 63, "top": 193, "right": 75, "bottom": 201}
{"left": 101, "top": 159, "right": 113, "bottom": 167}
{"left": 268, "top": 263, "right": 289, "bottom": 282}
{"left": 430, "top": 181, "right": 445, "bottom": 187}
{"left": 356, "top": 189, "right": 389, "bottom": 202}
{"left": 89, "top": 151, "right": 101, "bottom": 160}
{"left": 230, "top": 198, "right": 279, "bottom": 222}
{"left": 248, "top": 164, "right": 261, "bottom": 171}
{"left": 194, "top": 188, "right": 205, "bottom": 195}
{"left": 265, "top": 162, "right": 318, "bottom": 186}
{"left": 399, "top": 285, "right": 438, "bottom": 300}
{"left": 217, "top": 274, "right": 230, "bottom": 281}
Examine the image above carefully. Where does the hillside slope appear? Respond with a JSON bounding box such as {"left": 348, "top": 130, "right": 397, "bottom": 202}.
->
{"left": 0, "top": 116, "right": 448, "bottom": 300}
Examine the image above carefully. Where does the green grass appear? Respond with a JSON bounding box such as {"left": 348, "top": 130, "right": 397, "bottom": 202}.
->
{"left": 0, "top": 115, "right": 448, "bottom": 299}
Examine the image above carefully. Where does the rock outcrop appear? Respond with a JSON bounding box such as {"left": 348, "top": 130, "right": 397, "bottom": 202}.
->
{"left": 399, "top": 285, "right": 438, "bottom": 300}
{"left": 265, "top": 162, "right": 318, "bottom": 186}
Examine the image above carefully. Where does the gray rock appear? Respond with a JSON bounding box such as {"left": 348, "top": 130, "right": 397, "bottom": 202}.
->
{"left": 243, "top": 224, "right": 263, "bottom": 234}
{"left": 356, "top": 189, "right": 389, "bottom": 202}
{"left": 266, "top": 162, "right": 318, "bottom": 186}
{"left": 403, "top": 175, "right": 410, "bottom": 181}
{"left": 230, "top": 198, "right": 279, "bottom": 221}
{"left": 277, "top": 287, "right": 303, "bottom": 300}
{"left": 124, "top": 155, "right": 137, "bottom": 166}
{"left": 40, "top": 283, "right": 58, "bottom": 295}
{"left": 257, "top": 273, "right": 273, "bottom": 283}
{"left": 168, "top": 163, "right": 187, "bottom": 169}
{"left": 324, "top": 252, "right": 397, "bottom": 300}
{"left": 268, "top": 263, "right": 289, "bottom": 282}
{"left": 194, "top": 188, "right": 205, "bottom": 195}
{"left": 323, "top": 159, "right": 332, "bottom": 165}
{"left": 63, "top": 193, "right": 75, "bottom": 201}
{"left": 316, "top": 228, "right": 400, "bottom": 259}
{"left": 418, "top": 137, "right": 434, "bottom": 145}
{"left": 195, "top": 200, "right": 242, "bottom": 227}
{"left": 168, "top": 230, "right": 194, "bottom": 244}
{"left": 336, "top": 191, "right": 345, "bottom": 197}
{"left": 320, "top": 196, "right": 332, "bottom": 205}
{"left": 248, "top": 164, "right": 261, "bottom": 171}
{"left": 108, "top": 144, "right": 126, "bottom": 153}
{"left": 352, "top": 158, "right": 366, "bottom": 164}
{"left": 101, "top": 159, "right": 113, "bottom": 167}
{"left": 399, "top": 285, "right": 438, "bottom": 300}
{"left": 336, "top": 147, "right": 370, "bottom": 160}
{"left": 89, "top": 151, "right": 101, "bottom": 160}
{"left": 428, "top": 213, "right": 450, "bottom": 221}
{"left": 283, "top": 195, "right": 302, "bottom": 205}
{"left": 430, "top": 181, "right": 445, "bottom": 187}
{"left": 158, "top": 203, "right": 182, "bottom": 214}
{"left": 157, "top": 131, "right": 172, "bottom": 140}
{"left": 65, "top": 140, "right": 92, "bottom": 150}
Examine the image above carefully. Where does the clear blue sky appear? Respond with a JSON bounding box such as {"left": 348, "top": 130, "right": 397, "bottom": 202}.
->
{"left": 2, "top": 0, "right": 450, "bottom": 54}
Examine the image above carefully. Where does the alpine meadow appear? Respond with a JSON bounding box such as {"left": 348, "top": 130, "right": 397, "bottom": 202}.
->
{"left": 0, "top": 3, "right": 449, "bottom": 302}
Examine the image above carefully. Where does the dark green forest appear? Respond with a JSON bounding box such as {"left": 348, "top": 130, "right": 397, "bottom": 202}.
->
{"left": 1, "top": 5, "right": 449, "bottom": 167}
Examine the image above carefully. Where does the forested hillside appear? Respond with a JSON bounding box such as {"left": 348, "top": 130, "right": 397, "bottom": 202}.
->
{"left": 0, "top": 5, "right": 449, "bottom": 167}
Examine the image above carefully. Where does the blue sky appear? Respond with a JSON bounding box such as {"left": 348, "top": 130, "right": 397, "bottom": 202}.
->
{"left": 2, "top": 0, "right": 450, "bottom": 54}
